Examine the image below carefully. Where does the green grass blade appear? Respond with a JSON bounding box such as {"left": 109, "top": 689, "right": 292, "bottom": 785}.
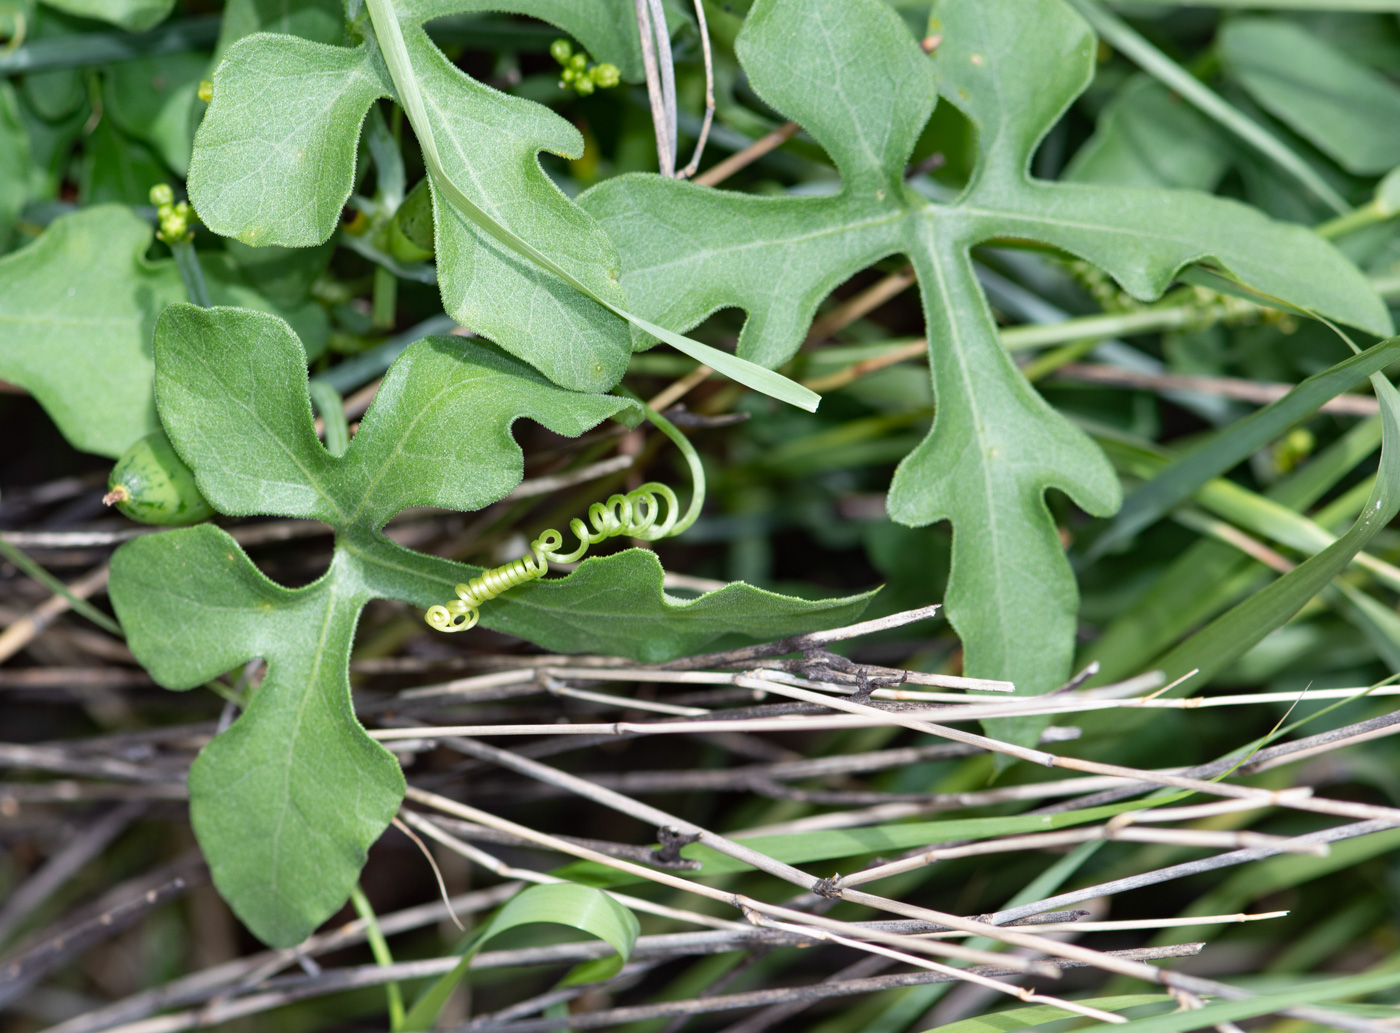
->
{"left": 403, "top": 883, "right": 639, "bottom": 1031}
{"left": 0, "top": 535, "right": 122, "bottom": 636}
{"left": 921, "top": 995, "right": 1172, "bottom": 1033}
{"left": 1084, "top": 962, "right": 1400, "bottom": 1032}
{"left": 1066, "top": 0, "right": 1350, "bottom": 214}
{"left": 349, "top": 884, "right": 405, "bottom": 1031}
{"left": 1153, "top": 369, "right": 1400, "bottom": 689}
{"left": 362, "top": 0, "right": 819, "bottom": 412}
{"left": 1086, "top": 334, "right": 1400, "bottom": 560}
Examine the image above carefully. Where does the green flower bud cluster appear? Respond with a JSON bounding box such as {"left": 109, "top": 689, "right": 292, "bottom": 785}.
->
{"left": 550, "top": 38, "right": 620, "bottom": 96}
{"left": 150, "top": 184, "right": 197, "bottom": 244}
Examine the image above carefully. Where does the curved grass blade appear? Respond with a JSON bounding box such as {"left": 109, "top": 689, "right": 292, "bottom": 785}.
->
{"left": 363, "top": 0, "right": 819, "bottom": 412}
{"left": 1153, "top": 367, "right": 1400, "bottom": 689}
{"left": 1085, "top": 334, "right": 1400, "bottom": 561}
{"left": 403, "top": 882, "right": 638, "bottom": 1031}
{"left": 920, "top": 995, "right": 1171, "bottom": 1033}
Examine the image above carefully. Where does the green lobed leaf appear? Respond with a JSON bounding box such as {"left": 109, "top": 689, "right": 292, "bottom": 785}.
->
{"left": 110, "top": 526, "right": 406, "bottom": 949}
{"left": 110, "top": 307, "right": 870, "bottom": 946}
{"left": 0, "top": 207, "right": 332, "bottom": 458}
{"left": 0, "top": 206, "right": 173, "bottom": 456}
{"left": 104, "top": 50, "right": 208, "bottom": 176}
{"left": 1220, "top": 17, "right": 1400, "bottom": 175}
{"left": 579, "top": 0, "right": 1390, "bottom": 731}
{"left": 1065, "top": 75, "right": 1229, "bottom": 192}
{"left": 188, "top": 3, "right": 634, "bottom": 394}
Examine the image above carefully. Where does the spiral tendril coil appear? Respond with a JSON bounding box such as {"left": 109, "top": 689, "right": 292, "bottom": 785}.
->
{"left": 425, "top": 482, "right": 681, "bottom": 633}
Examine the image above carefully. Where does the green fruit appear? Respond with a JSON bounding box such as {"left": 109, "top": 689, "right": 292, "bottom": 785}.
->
{"left": 386, "top": 178, "right": 434, "bottom": 263}
{"left": 105, "top": 431, "right": 214, "bottom": 526}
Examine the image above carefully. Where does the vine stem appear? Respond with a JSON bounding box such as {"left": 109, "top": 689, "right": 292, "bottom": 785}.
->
{"left": 169, "top": 238, "right": 211, "bottom": 308}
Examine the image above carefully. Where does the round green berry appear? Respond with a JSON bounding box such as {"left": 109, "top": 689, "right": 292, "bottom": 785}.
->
{"left": 549, "top": 38, "right": 573, "bottom": 65}
{"left": 105, "top": 430, "right": 214, "bottom": 526}
{"left": 592, "top": 63, "right": 620, "bottom": 89}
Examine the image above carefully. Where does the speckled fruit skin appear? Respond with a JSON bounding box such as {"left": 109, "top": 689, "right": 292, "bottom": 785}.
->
{"left": 107, "top": 431, "right": 215, "bottom": 526}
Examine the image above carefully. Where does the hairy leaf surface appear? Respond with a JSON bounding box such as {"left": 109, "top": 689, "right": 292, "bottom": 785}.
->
{"left": 579, "top": 0, "right": 1390, "bottom": 723}
{"left": 0, "top": 207, "right": 329, "bottom": 457}
{"left": 110, "top": 306, "right": 870, "bottom": 946}
{"left": 188, "top": 0, "right": 634, "bottom": 393}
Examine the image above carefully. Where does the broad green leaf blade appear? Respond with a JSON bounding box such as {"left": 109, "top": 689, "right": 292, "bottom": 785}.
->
{"left": 368, "top": 0, "right": 815, "bottom": 406}
{"left": 399, "top": 22, "right": 635, "bottom": 393}
{"left": 188, "top": 35, "right": 387, "bottom": 247}
{"left": 361, "top": 540, "right": 876, "bottom": 662}
{"left": 1154, "top": 370, "right": 1400, "bottom": 688}
{"left": 939, "top": 5, "right": 1389, "bottom": 337}
{"left": 159, "top": 305, "right": 634, "bottom": 528}
{"left": 583, "top": 0, "right": 1388, "bottom": 727}
{"left": 342, "top": 334, "right": 634, "bottom": 528}
{"left": 109, "top": 525, "right": 405, "bottom": 949}
{"left": 921, "top": 995, "right": 1171, "bottom": 1033}
{"left": 888, "top": 225, "right": 1119, "bottom": 741}
{"left": 1065, "top": 76, "right": 1228, "bottom": 191}
{"left": 403, "top": 883, "right": 639, "bottom": 1031}
{"left": 155, "top": 305, "right": 341, "bottom": 522}
{"left": 401, "top": 0, "right": 644, "bottom": 80}
{"left": 116, "top": 304, "right": 854, "bottom": 946}
{"left": 0, "top": 206, "right": 174, "bottom": 456}
{"left": 0, "top": 209, "right": 342, "bottom": 458}
{"left": 1089, "top": 335, "right": 1400, "bottom": 560}
{"left": 104, "top": 50, "right": 207, "bottom": 176}
{"left": 39, "top": 0, "right": 174, "bottom": 31}
{"left": 1221, "top": 17, "right": 1400, "bottom": 175}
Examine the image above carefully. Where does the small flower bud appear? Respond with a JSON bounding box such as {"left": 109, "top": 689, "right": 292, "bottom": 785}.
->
{"left": 549, "top": 38, "right": 572, "bottom": 65}
{"left": 149, "top": 184, "right": 175, "bottom": 207}
{"left": 591, "top": 63, "right": 620, "bottom": 89}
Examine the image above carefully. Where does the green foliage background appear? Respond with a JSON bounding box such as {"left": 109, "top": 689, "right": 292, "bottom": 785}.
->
{"left": 6, "top": 0, "right": 1400, "bottom": 1028}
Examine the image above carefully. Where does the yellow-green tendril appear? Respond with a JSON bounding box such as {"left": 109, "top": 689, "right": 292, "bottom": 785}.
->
{"left": 425, "top": 406, "right": 704, "bottom": 633}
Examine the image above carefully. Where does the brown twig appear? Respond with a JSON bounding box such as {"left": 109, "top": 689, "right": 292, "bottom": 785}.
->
{"left": 1052, "top": 362, "right": 1381, "bottom": 415}
{"left": 805, "top": 266, "right": 918, "bottom": 345}
{"left": 694, "top": 122, "right": 800, "bottom": 187}
{"left": 0, "top": 562, "right": 110, "bottom": 663}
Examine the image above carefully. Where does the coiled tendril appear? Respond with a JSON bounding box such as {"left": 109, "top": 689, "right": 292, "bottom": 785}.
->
{"left": 425, "top": 406, "right": 703, "bottom": 633}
